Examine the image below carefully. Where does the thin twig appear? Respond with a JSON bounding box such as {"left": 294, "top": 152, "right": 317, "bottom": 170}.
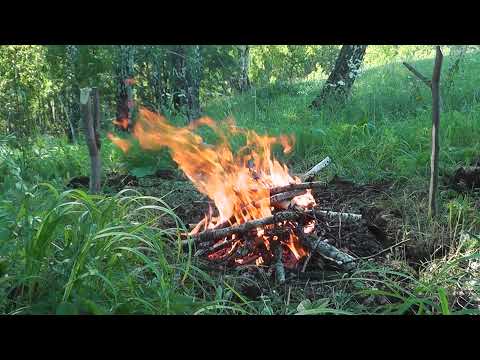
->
{"left": 345, "top": 239, "right": 412, "bottom": 263}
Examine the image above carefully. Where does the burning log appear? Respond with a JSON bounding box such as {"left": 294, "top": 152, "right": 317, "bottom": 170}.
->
{"left": 183, "top": 210, "right": 306, "bottom": 246}
{"left": 184, "top": 207, "right": 362, "bottom": 247}
{"left": 269, "top": 181, "right": 325, "bottom": 196}
{"left": 270, "top": 189, "right": 307, "bottom": 207}
{"left": 301, "top": 156, "right": 331, "bottom": 181}
{"left": 301, "top": 236, "right": 356, "bottom": 272}
{"left": 108, "top": 108, "right": 357, "bottom": 279}
{"left": 201, "top": 189, "right": 309, "bottom": 231}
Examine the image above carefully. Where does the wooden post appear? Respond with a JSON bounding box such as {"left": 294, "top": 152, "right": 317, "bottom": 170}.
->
{"left": 80, "top": 87, "right": 102, "bottom": 194}
{"left": 429, "top": 46, "right": 443, "bottom": 218}
{"left": 91, "top": 87, "right": 102, "bottom": 149}
{"left": 403, "top": 46, "right": 443, "bottom": 218}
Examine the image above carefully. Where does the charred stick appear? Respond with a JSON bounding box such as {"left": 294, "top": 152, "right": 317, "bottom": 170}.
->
{"left": 194, "top": 238, "right": 237, "bottom": 257}
{"left": 184, "top": 211, "right": 306, "bottom": 245}
{"left": 185, "top": 208, "right": 361, "bottom": 248}
{"left": 270, "top": 190, "right": 307, "bottom": 206}
{"left": 274, "top": 242, "right": 286, "bottom": 284}
{"left": 269, "top": 181, "right": 325, "bottom": 196}
{"left": 205, "top": 190, "right": 309, "bottom": 231}
{"left": 301, "top": 236, "right": 356, "bottom": 272}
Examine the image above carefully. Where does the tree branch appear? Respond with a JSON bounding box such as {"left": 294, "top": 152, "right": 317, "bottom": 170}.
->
{"left": 402, "top": 62, "right": 432, "bottom": 88}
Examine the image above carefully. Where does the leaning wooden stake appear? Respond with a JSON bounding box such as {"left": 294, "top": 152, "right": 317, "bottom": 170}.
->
{"left": 403, "top": 46, "right": 443, "bottom": 217}
{"left": 80, "top": 88, "right": 102, "bottom": 194}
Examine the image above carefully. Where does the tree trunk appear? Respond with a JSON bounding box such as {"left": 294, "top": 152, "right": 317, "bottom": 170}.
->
{"left": 172, "top": 45, "right": 203, "bottom": 122}
{"left": 151, "top": 54, "right": 165, "bottom": 113}
{"left": 59, "top": 96, "right": 76, "bottom": 143}
{"left": 402, "top": 46, "right": 443, "bottom": 218}
{"left": 172, "top": 46, "right": 187, "bottom": 112}
{"left": 91, "top": 87, "right": 102, "bottom": 150}
{"left": 65, "top": 45, "right": 80, "bottom": 143}
{"left": 238, "top": 45, "right": 251, "bottom": 92}
{"left": 80, "top": 88, "right": 102, "bottom": 194}
{"left": 185, "top": 45, "right": 202, "bottom": 121}
{"left": 311, "top": 45, "right": 367, "bottom": 108}
{"left": 428, "top": 46, "right": 443, "bottom": 218}
{"left": 115, "top": 45, "right": 135, "bottom": 128}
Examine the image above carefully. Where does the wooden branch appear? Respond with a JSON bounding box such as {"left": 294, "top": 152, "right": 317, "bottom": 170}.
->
{"left": 270, "top": 190, "right": 307, "bottom": 207}
{"left": 185, "top": 206, "right": 362, "bottom": 248}
{"left": 301, "top": 156, "right": 331, "bottom": 181}
{"left": 274, "top": 242, "right": 286, "bottom": 284}
{"left": 301, "top": 236, "right": 356, "bottom": 272}
{"left": 314, "top": 209, "right": 362, "bottom": 222}
{"left": 402, "top": 62, "right": 432, "bottom": 88}
{"left": 428, "top": 46, "right": 443, "bottom": 218}
{"left": 182, "top": 211, "right": 306, "bottom": 246}
{"left": 351, "top": 239, "right": 411, "bottom": 262}
{"left": 194, "top": 237, "right": 235, "bottom": 257}
{"left": 200, "top": 189, "right": 310, "bottom": 231}
{"left": 269, "top": 181, "right": 325, "bottom": 196}
{"left": 80, "top": 88, "right": 101, "bottom": 194}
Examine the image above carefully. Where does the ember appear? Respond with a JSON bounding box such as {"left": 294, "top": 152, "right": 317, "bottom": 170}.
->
{"left": 109, "top": 107, "right": 359, "bottom": 282}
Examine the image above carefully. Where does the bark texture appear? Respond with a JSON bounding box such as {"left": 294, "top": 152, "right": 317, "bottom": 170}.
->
{"left": 311, "top": 45, "right": 367, "bottom": 108}
{"left": 80, "top": 88, "right": 102, "bottom": 194}
{"left": 428, "top": 46, "right": 443, "bottom": 218}
{"left": 115, "top": 45, "right": 136, "bottom": 128}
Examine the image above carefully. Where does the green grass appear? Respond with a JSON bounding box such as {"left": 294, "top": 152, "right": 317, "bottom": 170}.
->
{"left": 1, "top": 51, "right": 480, "bottom": 314}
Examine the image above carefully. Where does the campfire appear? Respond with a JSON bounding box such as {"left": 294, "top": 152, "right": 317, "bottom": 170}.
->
{"left": 109, "top": 108, "right": 362, "bottom": 283}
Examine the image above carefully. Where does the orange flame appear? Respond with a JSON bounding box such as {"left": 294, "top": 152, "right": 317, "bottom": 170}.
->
{"left": 112, "top": 117, "right": 129, "bottom": 130}
{"left": 109, "top": 107, "right": 315, "bottom": 262}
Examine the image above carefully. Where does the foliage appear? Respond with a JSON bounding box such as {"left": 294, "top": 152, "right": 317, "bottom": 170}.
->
{"left": 249, "top": 45, "right": 340, "bottom": 84}
{"left": 1, "top": 46, "right": 480, "bottom": 314}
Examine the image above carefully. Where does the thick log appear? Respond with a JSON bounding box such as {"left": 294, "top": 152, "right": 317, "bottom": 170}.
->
{"left": 301, "top": 236, "right": 356, "bottom": 272}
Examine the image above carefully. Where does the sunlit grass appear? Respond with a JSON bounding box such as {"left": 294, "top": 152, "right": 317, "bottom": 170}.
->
{"left": 1, "top": 51, "right": 480, "bottom": 314}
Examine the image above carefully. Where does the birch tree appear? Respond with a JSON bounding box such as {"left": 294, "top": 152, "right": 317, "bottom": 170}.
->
{"left": 115, "top": 45, "right": 136, "bottom": 128}
{"left": 311, "top": 45, "right": 367, "bottom": 108}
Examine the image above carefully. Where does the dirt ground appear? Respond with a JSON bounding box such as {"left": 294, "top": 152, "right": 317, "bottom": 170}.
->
{"left": 68, "top": 171, "right": 407, "bottom": 269}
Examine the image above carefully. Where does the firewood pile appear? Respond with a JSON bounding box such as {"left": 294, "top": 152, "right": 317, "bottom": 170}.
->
{"left": 107, "top": 109, "right": 395, "bottom": 284}
{"left": 182, "top": 157, "right": 365, "bottom": 284}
